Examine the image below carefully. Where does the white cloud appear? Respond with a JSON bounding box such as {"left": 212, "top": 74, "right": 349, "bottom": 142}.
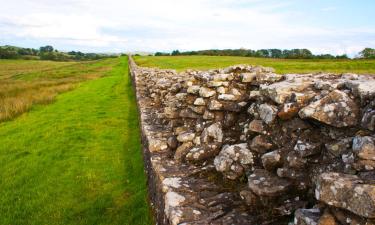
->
{"left": 0, "top": 0, "right": 374, "bottom": 56}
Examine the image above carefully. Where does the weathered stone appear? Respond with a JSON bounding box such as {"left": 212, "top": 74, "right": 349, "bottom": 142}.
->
{"left": 164, "top": 107, "right": 180, "bottom": 119}
{"left": 362, "top": 102, "right": 375, "bottom": 131}
{"left": 149, "top": 139, "right": 168, "bottom": 152}
{"left": 217, "top": 86, "right": 226, "bottom": 94}
{"left": 256, "top": 73, "right": 284, "bottom": 84}
{"left": 250, "top": 135, "right": 273, "bottom": 154}
{"left": 277, "top": 167, "right": 305, "bottom": 180}
{"left": 260, "top": 77, "right": 314, "bottom": 104}
{"left": 167, "top": 136, "right": 178, "bottom": 150}
{"left": 203, "top": 110, "right": 215, "bottom": 120}
{"left": 316, "top": 172, "right": 375, "bottom": 218}
{"left": 278, "top": 103, "right": 300, "bottom": 120}
{"left": 318, "top": 210, "right": 339, "bottom": 225}
{"left": 353, "top": 136, "right": 375, "bottom": 160}
{"left": 177, "top": 132, "right": 196, "bottom": 143}
{"left": 258, "top": 103, "right": 278, "bottom": 124}
{"left": 207, "top": 81, "right": 229, "bottom": 87}
{"left": 261, "top": 150, "right": 282, "bottom": 170}
{"left": 179, "top": 108, "right": 200, "bottom": 118}
{"left": 187, "top": 85, "right": 201, "bottom": 94}
{"left": 208, "top": 100, "right": 223, "bottom": 110}
{"left": 214, "top": 143, "right": 254, "bottom": 179}
{"left": 186, "top": 146, "right": 220, "bottom": 162}
{"left": 201, "top": 122, "right": 223, "bottom": 144}
{"left": 189, "top": 105, "right": 205, "bottom": 114}
{"left": 345, "top": 79, "right": 375, "bottom": 101}
{"left": 248, "top": 169, "right": 291, "bottom": 197}
{"left": 287, "top": 151, "right": 307, "bottom": 169}
{"left": 294, "top": 140, "right": 321, "bottom": 157}
{"left": 199, "top": 87, "right": 216, "bottom": 98}
{"left": 299, "top": 90, "right": 359, "bottom": 127}
{"left": 218, "top": 94, "right": 237, "bottom": 101}
{"left": 174, "top": 142, "right": 193, "bottom": 161}
{"left": 294, "top": 208, "right": 321, "bottom": 225}
{"left": 352, "top": 159, "right": 375, "bottom": 171}
{"left": 239, "top": 190, "right": 258, "bottom": 206}
{"left": 325, "top": 137, "right": 353, "bottom": 157}
{"left": 241, "top": 72, "right": 257, "bottom": 83}
{"left": 248, "top": 119, "right": 265, "bottom": 134}
{"left": 193, "top": 98, "right": 206, "bottom": 106}
{"left": 221, "top": 101, "right": 242, "bottom": 112}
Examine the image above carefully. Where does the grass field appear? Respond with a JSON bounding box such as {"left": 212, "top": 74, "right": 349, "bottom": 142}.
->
{"left": 0, "top": 59, "right": 116, "bottom": 122}
{"left": 0, "top": 57, "right": 151, "bottom": 225}
{"left": 134, "top": 55, "right": 375, "bottom": 74}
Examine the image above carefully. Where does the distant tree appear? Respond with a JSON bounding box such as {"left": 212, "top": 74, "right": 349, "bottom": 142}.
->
{"left": 269, "top": 49, "right": 282, "bottom": 58}
{"left": 171, "top": 50, "right": 180, "bottom": 56}
{"left": 39, "top": 45, "right": 54, "bottom": 53}
{"left": 155, "top": 52, "right": 170, "bottom": 56}
{"left": 359, "top": 48, "right": 375, "bottom": 59}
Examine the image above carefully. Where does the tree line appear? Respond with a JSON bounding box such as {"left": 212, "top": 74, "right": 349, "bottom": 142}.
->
{"left": 155, "top": 48, "right": 375, "bottom": 59}
{"left": 0, "top": 45, "right": 118, "bottom": 61}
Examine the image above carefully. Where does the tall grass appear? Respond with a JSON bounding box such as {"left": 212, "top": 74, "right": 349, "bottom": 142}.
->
{"left": 0, "top": 58, "right": 117, "bottom": 122}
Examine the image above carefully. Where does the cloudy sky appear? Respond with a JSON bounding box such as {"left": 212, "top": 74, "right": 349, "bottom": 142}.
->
{"left": 0, "top": 0, "right": 374, "bottom": 56}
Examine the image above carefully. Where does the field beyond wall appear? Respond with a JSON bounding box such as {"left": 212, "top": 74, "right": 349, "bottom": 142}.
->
{"left": 134, "top": 55, "right": 375, "bottom": 74}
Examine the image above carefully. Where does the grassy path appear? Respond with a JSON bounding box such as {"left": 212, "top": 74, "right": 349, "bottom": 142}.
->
{"left": 0, "top": 57, "right": 151, "bottom": 225}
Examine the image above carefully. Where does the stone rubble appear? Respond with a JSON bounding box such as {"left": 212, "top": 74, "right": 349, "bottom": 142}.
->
{"left": 129, "top": 57, "right": 375, "bottom": 225}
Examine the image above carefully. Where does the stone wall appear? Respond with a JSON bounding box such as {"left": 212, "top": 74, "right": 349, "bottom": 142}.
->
{"left": 129, "top": 56, "right": 375, "bottom": 225}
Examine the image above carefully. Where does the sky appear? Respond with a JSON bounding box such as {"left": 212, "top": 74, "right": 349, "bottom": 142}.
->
{"left": 0, "top": 0, "right": 374, "bottom": 56}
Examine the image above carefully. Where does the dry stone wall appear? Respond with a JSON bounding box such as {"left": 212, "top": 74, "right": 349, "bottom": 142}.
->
{"left": 129, "top": 56, "right": 375, "bottom": 225}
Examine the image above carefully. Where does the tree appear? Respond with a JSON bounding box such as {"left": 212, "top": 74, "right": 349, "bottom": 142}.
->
{"left": 171, "top": 50, "right": 180, "bottom": 56}
{"left": 359, "top": 48, "right": 375, "bottom": 59}
{"left": 39, "top": 45, "right": 54, "bottom": 53}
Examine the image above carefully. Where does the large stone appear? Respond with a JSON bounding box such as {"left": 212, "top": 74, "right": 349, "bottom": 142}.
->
{"left": 174, "top": 142, "right": 194, "bottom": 162}
{"left": 248, "top": 169, "right": 291, "bottom": 197}
{"left": 256, "top": 73, "right": 284, "bottom": 84}
{"left": 250, "top": 135, "right": 273, "bottom": 154}
{"left": 177, "top": 132, "right": 196, "bottom": 143}
{"left": 218, "top": 94, "right": 237, "bottom": 101}
{"left": 214, "top": 143, "right": 254, "bottom": 179}
{"left": 258, "top": 103, "right": 278, "bottom": 124}
{"left": 208, "top": 100, "right": 223, "bottom": 110}
{"left": 325, "top": 137, "right": 353, "bottom": 157}
{"left": 241, "top": 72, "right": 257, "bottom": 83}
{"left": 199, "top": 87, "right": 216, "bottom": 98}
{"left": 149, "top": 138, "right": 168, "bottom": 152}
{"left": 260, "top": 78, "right": 314, "bottom": 104}
{"left": 201, "top": 122, "right": 223, "bottom": 144}
{"left": 315, "top": 172, "right": 375, "bottom": 218}
{"left": 261, "top": 150, "right": 282, "bottom": 170}
{"left": 294, "top": 140, "right": 321, "bottom": 157}
{"left": 353, "top": 136, "right": 375, "bottom": 160}
{"left": 187, "top": 85, "right": 201, "bottom": 94}
{"left": 193, "top": 98, "right": 206, "bottom": 106}
{"left": 299, "top": 90, "right": 359, "bottom": 127}
{"left": 248, "top": 119, "right": 265, "bottom": 134}
{"left": 345, "top": 79, "right": 375, "bottom": 101}
{"left": 186, "top": 146, "right": 219, "bottom": 162}
{"left": 362, "top": 102, "right": 375, "bottom": 131}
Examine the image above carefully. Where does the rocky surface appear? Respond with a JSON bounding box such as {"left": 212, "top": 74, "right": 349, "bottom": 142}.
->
{"left": 129, "top": 57, "right": 375, "bottom": 225}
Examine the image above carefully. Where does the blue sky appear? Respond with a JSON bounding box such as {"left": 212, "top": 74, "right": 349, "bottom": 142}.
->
{"left": 0, "top": 0, "right": 374, "bottom": 56}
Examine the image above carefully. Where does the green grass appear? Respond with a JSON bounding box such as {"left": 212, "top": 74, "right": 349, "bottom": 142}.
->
{"left": 134, "top": 55, "right": 375, "bottom": 74}
{"left": 0, "top": 57, "right": 152, "bottom": 225}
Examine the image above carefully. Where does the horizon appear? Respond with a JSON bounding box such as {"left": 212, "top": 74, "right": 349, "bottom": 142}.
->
{"left": 1, "top": 0, "right": 374, "bottom": 57}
